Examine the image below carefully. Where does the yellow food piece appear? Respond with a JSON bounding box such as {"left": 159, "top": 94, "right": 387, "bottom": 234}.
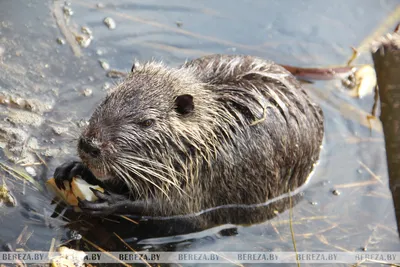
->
{"left": 51, "top": 246, "right": 87, "bottom": 267}
{"left": 349, "top": 65, "right": 377, "bottom": 98}
{"left": 0, "top": 184, "right": 17, "bottom": 207}
{"left": 46, "top": 177, "right": 104, "bottom": 207}
{"left": 51, "top": 257, "right": 76, "bottom": 267}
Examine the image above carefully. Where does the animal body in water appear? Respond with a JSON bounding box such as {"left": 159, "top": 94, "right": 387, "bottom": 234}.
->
{"left": 53, "top": 54, "right": 324, "bottom": 217}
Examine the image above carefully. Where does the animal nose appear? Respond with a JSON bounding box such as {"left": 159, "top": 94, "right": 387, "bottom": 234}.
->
{"left": 79, "top": 137, "right": 101, "bottom": 158}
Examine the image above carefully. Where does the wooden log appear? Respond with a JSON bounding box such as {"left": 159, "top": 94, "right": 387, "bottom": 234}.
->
{"left": 371, "top": 29, "right": 400, "bottom": 235}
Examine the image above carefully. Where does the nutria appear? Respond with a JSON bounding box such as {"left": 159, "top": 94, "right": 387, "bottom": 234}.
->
{"left": 54, "top": 54, "right": 324, "bottom": 217}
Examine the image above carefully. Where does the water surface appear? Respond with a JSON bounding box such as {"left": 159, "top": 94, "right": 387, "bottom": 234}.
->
{"left": 0, "top": 0, "right": 399, "bottom": 266}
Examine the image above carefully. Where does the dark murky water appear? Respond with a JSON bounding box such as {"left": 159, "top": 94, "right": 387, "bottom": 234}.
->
{"left": 1, "top": 0, "right": 400, "bottom": 265}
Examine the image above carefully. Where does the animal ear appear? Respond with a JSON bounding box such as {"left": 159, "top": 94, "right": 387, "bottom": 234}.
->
{"left": 175, "top": 94, "right": 194, "bottom": 115}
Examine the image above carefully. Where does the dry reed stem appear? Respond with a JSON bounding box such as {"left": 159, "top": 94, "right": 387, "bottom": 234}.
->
{"left": 82, "top": 236, "right": 132, "bottom": 267}
{"left": 114, "top": 233, "right": 152, "bottom": 267}
{"left": 52, "top": 0, "right": 82, "bottom": 57}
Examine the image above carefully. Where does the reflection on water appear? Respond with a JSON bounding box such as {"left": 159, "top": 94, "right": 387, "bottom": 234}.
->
{"left": 56, "top": 191, "right": 303, "bottom": 251}
{"left": 1, "top": 0, "right": 400, "bottom": 264}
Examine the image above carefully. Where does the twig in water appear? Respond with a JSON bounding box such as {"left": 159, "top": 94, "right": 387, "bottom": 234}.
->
{"left": 82, "top": 236, "right": 132, "bottom": 267}
{"left": 52, "top": 0, "right": 82, "bottom": 57}
{"left": 119, "top": 215, "right": 139, "bottom": 225}
{"left": 288, "top": 190, "right": 300, "bottom": 267}
{"left": 113, "top": 233, "right": 151, "bottom": 267}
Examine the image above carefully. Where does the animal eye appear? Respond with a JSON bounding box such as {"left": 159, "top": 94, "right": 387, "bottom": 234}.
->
{"left": 139, "top": 119, "right": 155, "bottom": 128}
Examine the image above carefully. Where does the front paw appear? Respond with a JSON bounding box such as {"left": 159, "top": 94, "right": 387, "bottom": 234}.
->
{"left": 78, "top": 189, "right": 145, "bottom": 216}
{"left": 54, "top": 161, "right": 85, "bottom": 190}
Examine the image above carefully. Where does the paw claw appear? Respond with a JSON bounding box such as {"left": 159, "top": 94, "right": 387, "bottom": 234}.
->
{"left": 76, "top": 190, "right": 139, "bottom": 216}
{"left": 54, "top": 177, "right": 66, "bottom": 190}
{"left": 68, "top": 164, "right": 84, "bottom": 181}
{"left": 90, "top": 188, "right": 109, "bottom": 201}
{"left": 89, "top": 187, "right": 98, "bottom": 193}
{"left": 53, "top": 161, "right": 86, "bottom": 190}
{"left": 76, "top": 197, "right": 83, "bottom": 205}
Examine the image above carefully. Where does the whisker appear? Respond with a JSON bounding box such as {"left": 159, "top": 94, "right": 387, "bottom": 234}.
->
{"left": 116, "top": 159, "right": 172, "bottom": 201}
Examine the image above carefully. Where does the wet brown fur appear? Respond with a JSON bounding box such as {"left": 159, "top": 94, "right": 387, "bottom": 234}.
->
{"left": 78, "top": 54, "right": 324, "bottom": 217}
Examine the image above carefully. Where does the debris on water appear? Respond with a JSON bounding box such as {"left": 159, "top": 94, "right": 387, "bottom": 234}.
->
{"left": 0, "top": 92, "right": 53, "bottom": 114}
{"left": 98, "top": 59, "right": 110, "bottom": 70}
{"left": 96, "top": 49, "right": 104, "bottom": 55}
{"left": 97, "top": 3, "right": 105, "bottom": 9}
{"left": 56, "top": 38, "right": 65, "bottom": 45}
{"left": 40, "top": 148, "right": 63, "bottom": 158}
{"left": 103, "top": 17, "right": 116, "bottom": 29}
{"left": 106, "top": 70, "right": 127, "bottom": 78}
{"left": 68, "top": 230, "right": 82, "bottom": 241}
{"left": 16, "top": 225, "right": 34, "bottom": 246}
{"left": 76, "top": 26, "right": 94, "bottom": 48}
{"left": 6, "top": 109, "right": 44, "bottom": 127}
{"left": 25, "top": 166, "right": 37, "bottom": 177}
{"left": 81, "top": 26, "right": 93, "bottom": 37}
{"left": 0, "top": 183, "right": 17, "bottom": 207}
{"left": 0, "top": 124, "right": 30, "bottom": 162}
{"left": 52, "top": 247, "right": 87, "bottom": 267}
{"left": 82, "top": 88, "right": 93, "bottom": 97}
{"left": 51, "top": 257, "right": 76, "bottom": 267}
{"left": 342, "top": 65, "right": 377, "bottom": 98}
{"left": 176, "top": 21, "right": 183, "bottom": 28}
{"left": 27, "top": 137, "right": 39, "bottom": 151}
{"left": 103, "top": 82, "right": 112, "bottom": 91}
{"left": 62, "top": 6, "right": 74, "bottom": 17}
{"left": 51, "top": 125, "right": 69, "bottom": 136}
{"left": 75, "top": 35, "right": 91, "bottom": 48}
{"left": 0, "top": 162, "right": 43, "bottom": 191}
{"left": 0, "top": 123, "right": 17, "bottom": 142}
{"left": 332, "top": 189, "right": 340, "bottom": 196}
{"left": 53, "top": 0, "right": 81, "bottom": 56}
{"left": 0, "top": 95, "right": 10, "bottom": 105}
